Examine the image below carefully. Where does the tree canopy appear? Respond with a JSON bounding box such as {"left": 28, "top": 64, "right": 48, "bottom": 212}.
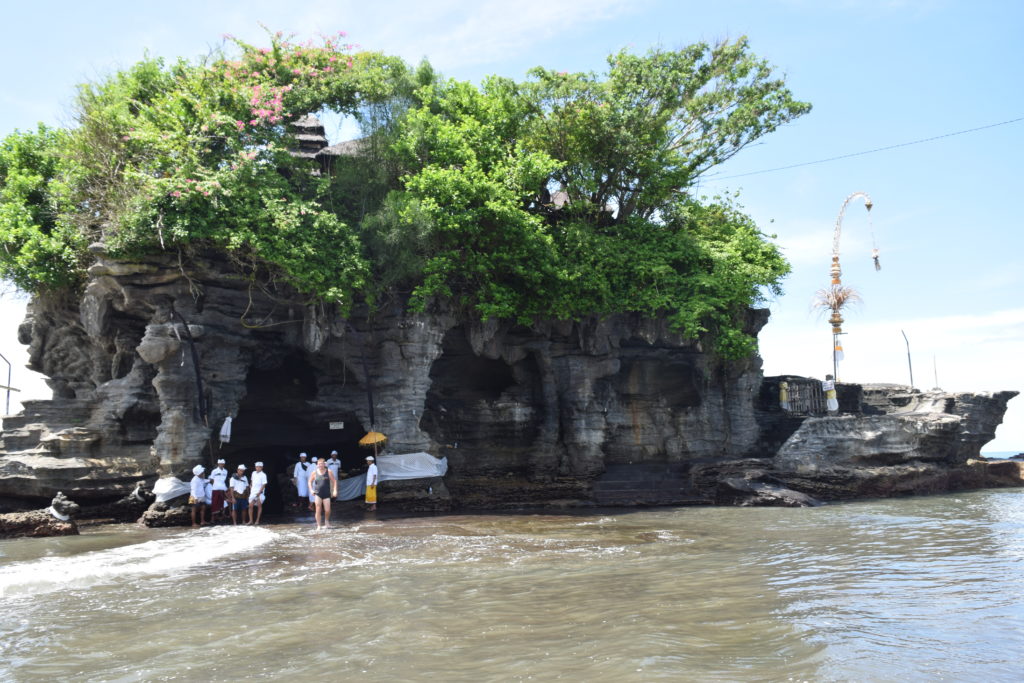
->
{"left": 0, "top": 32, "right": 809, "bottom": 357}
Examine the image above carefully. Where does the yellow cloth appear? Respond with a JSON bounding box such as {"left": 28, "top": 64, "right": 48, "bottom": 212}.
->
{"left": 365, "top": 485, "right": 377, "bottom": 504}
{"left": 825, "top": 389, "right": 837, "bottom": 400}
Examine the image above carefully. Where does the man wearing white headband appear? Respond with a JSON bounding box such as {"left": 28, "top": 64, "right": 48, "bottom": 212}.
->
{"left": 326, "top": 450, "right": 341, "bottom": 484}
{"left": 248, "top": 461, "right": 268, "bottom": 525}
{"left": 293, "top": 453, "right": 311, "bottom": 509}
{"left": 209, "top": 458, "right": 229, "bottom": 523}
{"left": 364, "top": 455, "right": 378, "bottom": 511}
{"left": 228, "top": 464, "right": 249, "bottom": 525}
{"left": 189, "top": 464, "right": 208, "bottom": 528}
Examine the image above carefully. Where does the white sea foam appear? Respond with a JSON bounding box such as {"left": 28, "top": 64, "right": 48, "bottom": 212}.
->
{"left": 0, "top": 526, "right": 276, "bottom": 598}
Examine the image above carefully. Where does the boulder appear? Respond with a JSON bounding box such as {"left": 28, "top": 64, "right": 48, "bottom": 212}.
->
{"left": 139, "top": 498, "right": 192, "bottom": 528}
{"left": 0, "top": 492, "right": 80, "bottom": 538}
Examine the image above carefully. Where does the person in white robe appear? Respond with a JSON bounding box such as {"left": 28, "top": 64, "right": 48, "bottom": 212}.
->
{"left": 293, "top": 453, "right": 311, "bottom": 509}
{"left": 189, "top": 465, "right": 208, "bottom": 527}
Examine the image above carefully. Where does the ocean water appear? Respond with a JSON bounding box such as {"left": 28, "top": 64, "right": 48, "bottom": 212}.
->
{"left": 2, "top": 490, "right": 1023, "bottom": 681}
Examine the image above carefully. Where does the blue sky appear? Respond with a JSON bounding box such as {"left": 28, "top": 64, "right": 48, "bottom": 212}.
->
{"left": 1, "top": 0, "right": 1022, "bottom": 450}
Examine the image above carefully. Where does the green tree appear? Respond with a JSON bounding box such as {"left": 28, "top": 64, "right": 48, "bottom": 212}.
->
{"left": 0, "top": 32, "right": 804, "bottom": 358}
{"left": 0, "top": 125, "right": 86, "bottom": 291}
{"left": 384, "top": 37, "right": 804, "bottom": 354}
{"left": 523, "top": 38, "right": 811, "bottom": 222}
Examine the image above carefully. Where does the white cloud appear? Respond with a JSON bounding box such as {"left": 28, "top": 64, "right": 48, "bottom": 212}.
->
{"left": 289, "top": 0, "right": 643, "bottom": 71}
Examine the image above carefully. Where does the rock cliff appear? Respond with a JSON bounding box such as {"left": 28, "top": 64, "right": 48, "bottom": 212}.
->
{"left": 0, "top": 250, "right": 1018, "bottom": 513}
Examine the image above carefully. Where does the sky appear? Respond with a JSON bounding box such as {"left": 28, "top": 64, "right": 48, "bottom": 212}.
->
{"left": 0, "top": 0, "right": 1021, "bottom": 451}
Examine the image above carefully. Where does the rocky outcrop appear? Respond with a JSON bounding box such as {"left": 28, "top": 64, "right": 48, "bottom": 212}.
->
{"left": 138, "top": 500, "right": 192, "bottom": 528}
{"left": 0, "top": 246, "right": 771, "bottom": 511}
{"left": 742, "top": 382, "right": 1020, "bottom": 502}
{"left": 0, "top": 492, "right": 80, "bottom": 538}
{"left": 0, "top": 246, "right": 1018, "bottom": 513}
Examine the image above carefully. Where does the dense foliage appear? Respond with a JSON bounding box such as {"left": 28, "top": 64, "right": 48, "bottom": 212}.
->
{"left": 0, "top": 32, "right": 808, "bottom": 357}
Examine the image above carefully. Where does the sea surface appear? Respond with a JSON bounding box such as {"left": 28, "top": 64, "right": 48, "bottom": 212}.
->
{"left": 2, "top": 490, "right": 1023, "bottom": 682}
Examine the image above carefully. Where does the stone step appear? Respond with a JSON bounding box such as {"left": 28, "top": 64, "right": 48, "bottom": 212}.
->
{"left": 0, "top": 427, "right": 47, "bottom": 452}
{"left": 16, "top": 399, "right": 94, "bottom": 426}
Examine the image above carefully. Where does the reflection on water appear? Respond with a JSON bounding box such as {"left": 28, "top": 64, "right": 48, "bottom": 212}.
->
{"left": 1, "top": 490, "right": 1023, "bottom": 681}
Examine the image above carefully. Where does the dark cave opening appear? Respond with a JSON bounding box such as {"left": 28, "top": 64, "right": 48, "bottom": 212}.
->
{"left": 421, "top": 327, "right": 543, "bottom": 475}
{"left": 215, "top": 353, "right": 367, "bottom": 514}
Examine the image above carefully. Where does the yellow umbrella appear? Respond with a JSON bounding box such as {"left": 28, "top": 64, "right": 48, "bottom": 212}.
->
{"left": 359, "top": 430, "right": 387, "bottom": 458}
{"left": 359, "top": 431, "right": 387, "bottom": 446}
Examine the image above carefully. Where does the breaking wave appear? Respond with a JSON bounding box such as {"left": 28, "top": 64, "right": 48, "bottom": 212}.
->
{"left": 0, "top": 526, "right": 276, "bottom": 598}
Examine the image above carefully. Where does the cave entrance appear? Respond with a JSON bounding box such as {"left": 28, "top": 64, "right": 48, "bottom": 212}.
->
{"left": 421, "top": 326, "right": 543, "bottom": 476}
{"left": 216, "top": 353, "right": 366, "bottom": 515}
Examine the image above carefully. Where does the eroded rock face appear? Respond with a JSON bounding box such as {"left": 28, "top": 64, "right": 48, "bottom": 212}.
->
{"left": 754, "top": 383, "right": 1020, "bottom": 501}
{"left": 0, "top": 249, "right": 768, "bottom": 510}
{"left": 0, "top": 248, "right": 1017, "bottom": 511}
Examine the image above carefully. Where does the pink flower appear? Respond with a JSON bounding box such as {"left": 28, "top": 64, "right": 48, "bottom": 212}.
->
{"left": 170, "top": 191, "right": 182, "bottom": 197}
{"left": 235, "top": 120, "right": 245, "bottom": 131}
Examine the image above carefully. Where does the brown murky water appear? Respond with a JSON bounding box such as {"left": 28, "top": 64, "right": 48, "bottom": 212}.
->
{"left": 2, "top": 490, "right": 1023, "bottom": 681}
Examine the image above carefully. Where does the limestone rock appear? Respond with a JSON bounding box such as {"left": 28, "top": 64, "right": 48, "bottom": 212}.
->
{"left": 0, "top": 503, "right": 79, "bottom": 538}
{"left": 717, "top": 477, "right": 822, "bottom": 507}
{"left": 0, "top": 248, "right": 1017, "bottom": 512}
{"left": 139, "top": 498, "right": 191, "bottom": 527}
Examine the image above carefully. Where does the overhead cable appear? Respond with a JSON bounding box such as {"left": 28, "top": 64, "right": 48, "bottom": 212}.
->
{"left": 702, "top": 115, "right": 1024, "bottom": 182}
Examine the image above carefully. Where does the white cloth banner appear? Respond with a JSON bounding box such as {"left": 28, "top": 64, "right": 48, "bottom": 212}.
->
{"left": 333, "top": 453, "right": 448, "bottom": 501}
{"left": 153, "top": 476, "right": 191, "bottom": 502}
{"left": 219, "top": 416, "right": 233, "bottom": 444}
{"left": 335, "top": 474, "right": 367, "bottom": 501}
{"left": 377, "top": 452, "right": 448, "bottom": 480}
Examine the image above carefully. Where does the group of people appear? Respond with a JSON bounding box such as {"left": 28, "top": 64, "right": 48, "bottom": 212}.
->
{"left": 188, "top": 451, "right": 379, "bottom": 530}
{"left": 189, "top": 458, "right": 268, "bottom": 527}
{"left": 292, "top": 451, "right": 378, "bottom": 530}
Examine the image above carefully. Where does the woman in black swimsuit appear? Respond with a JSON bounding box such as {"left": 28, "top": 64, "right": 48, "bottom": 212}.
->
{"left": 307, "top": 457, "right": 337, "bottom": 530}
